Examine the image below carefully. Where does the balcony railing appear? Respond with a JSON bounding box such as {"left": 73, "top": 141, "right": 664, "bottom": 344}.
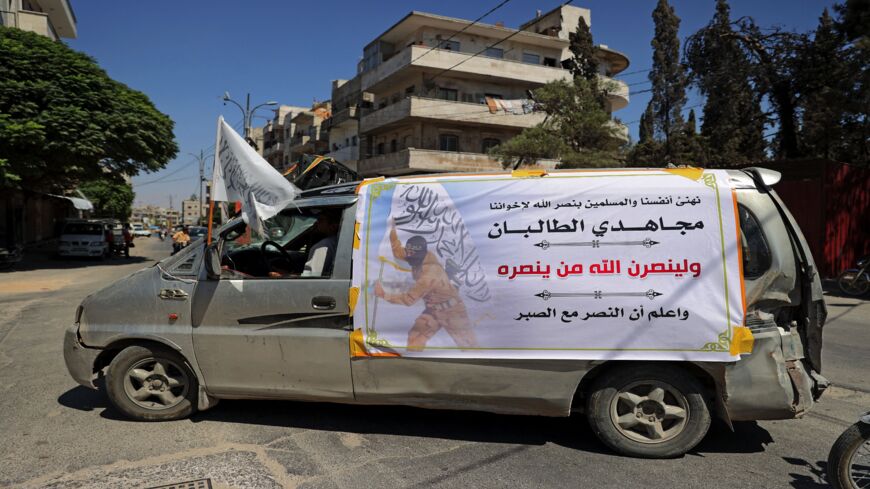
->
{"left": 361, "top": 45, "right": 571, "bottom": 92}
{"left": 360, "top": 96, "right": 547, "bottom": 134}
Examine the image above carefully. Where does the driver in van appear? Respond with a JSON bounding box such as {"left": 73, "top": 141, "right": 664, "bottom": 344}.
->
{"left": 268, "top": 209, "right": 341, "bottom": 278}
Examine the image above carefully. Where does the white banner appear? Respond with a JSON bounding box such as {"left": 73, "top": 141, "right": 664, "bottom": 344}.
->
{"left": 352, "top": 169, "right": 747, "bottom": 361}
{"left": 211, "top": 117, "right": 299, "bottom": 235}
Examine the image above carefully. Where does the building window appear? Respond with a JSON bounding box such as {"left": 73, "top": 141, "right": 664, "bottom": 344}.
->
{"left": 352, "top": 136, "right": 358, "bottom": 146}
{"left": 439, "top": 134, "right": 459, "bottom": 152}
{"left": 543, "top": 57, "right": 557, "bottom": 67}
{"left": 403, "top": 135, "right": 412, "bottom": 148}
{"left": 522, "top": 52, "right": 541, "bottom": 64}
{"left": 484, "top": 47, "right": 504, "bottom": 59}
{"left": 440, "top": 39, "right": 460, "bottom": 51}
{"left": 482, "top": 138, "right": 501, "bottom": 153}
{"left": 437, "top": 88, "right": 458, "bottom": 101}
{"left": 484, "top": 93, "right": 503, "bottom": 100}
{"left": 377, "top": 142, "right": 385, "bottom": 155}
{"left": 390, "top": 139, "right": 397, "bottom": 153}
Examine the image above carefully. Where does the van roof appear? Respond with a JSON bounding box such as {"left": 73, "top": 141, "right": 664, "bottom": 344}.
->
{"left": 297, "top": 168, "right": 772, "bottom": 198}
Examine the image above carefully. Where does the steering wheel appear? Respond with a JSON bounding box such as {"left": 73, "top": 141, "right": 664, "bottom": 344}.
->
{"left": 260, "top": 240, "right": 294, "bottom": 273}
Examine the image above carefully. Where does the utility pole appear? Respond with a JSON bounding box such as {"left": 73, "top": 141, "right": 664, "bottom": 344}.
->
{"left": 187, "top": 150, "right": 214, "bottom": 226}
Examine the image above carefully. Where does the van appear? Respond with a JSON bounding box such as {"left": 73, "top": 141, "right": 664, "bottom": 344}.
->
{"left": 63, "top": 168, "right": 827, "bottom": 458}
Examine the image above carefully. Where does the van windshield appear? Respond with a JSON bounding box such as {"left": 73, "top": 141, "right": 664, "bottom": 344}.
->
{"left": 63, "top": 223, "right": 103, "bottom": 235}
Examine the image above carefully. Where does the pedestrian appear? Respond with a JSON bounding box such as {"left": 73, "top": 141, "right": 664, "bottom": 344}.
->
{"left": 122, "top": 223, "right": 134, "bottom": 258}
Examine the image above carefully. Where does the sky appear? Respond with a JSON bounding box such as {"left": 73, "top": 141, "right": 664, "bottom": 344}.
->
{"left": 65, "top": 0, "right": 838, "bottom": 208}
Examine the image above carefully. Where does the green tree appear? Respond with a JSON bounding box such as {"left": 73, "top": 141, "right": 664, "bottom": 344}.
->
{"left": 648, "top": 0, "right": 688, "bottom": 162}
{"left": 490, "top": 79, "right": 624, "bottom": 169}
{"left": 78, "top": 179, "right": 135, "bottom": 219}
{"left": 683, "top": 109, "right": 706, "bottom": 164}
{"left": 685, "top": 0, "right": 766, "bottom": 166}
{"left": 564, "top": 17, "right": 599, "bottom": 82}
{"left": 799, "top": 9, "right": 850, "bottom": 160}
{"left": 627, "top": 104, "right": 662, "bottom": 166}
{"left": 834, "top": 0, "right": 870, "bottom": 164}
{"left": 0, "top": 27, "right": 178, "bottom": 190}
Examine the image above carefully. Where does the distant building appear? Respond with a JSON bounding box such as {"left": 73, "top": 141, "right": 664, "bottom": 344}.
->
{"left": 262, "top": 105, "right": 308, "bottom": 171}
{"left": 181, "top": 199, "right": 207, "bottom": 226}
{"left": 131, "top": 205, "right": 180, "bottom": 227}
{"left": 0, "top": 0, "right": 77, "bottom": 41}
{"left": 325, "top": 78, "right": 361, "bottom": 171}
{"left": 287, "top": 102, "right": 331, "bottom": 169}
{"left": 248, "top": 126, "right": 265, "bottom": 156}
{"left": 330, "top": 6, "right": 629, "bottom": 177}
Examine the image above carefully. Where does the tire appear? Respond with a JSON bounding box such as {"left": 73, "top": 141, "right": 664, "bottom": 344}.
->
{"left": 827, "top": 422, "right": 870, "bottom": 489}
{"left": 838, "top": 272, "right": 870, "bottom": 297}
{"left": 105, "top": 345, "right": 198, "bottom": 421}
{"left": 585, "top": 364, "right": 711, "bottom": 458}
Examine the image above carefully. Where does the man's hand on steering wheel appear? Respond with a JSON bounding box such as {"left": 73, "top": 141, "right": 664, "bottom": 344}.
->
{"left": 260, "top": 240, "right": 294, "bottom": 275}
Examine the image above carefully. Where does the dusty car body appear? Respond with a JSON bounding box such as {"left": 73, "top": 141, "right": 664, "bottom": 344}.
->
{"left": 63, "top": 168, "right": 828, "bottom": 457}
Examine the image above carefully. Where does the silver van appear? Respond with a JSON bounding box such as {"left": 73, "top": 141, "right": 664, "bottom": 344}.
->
{"left": 63, "top": 168, "right": 828, "bottom": 458}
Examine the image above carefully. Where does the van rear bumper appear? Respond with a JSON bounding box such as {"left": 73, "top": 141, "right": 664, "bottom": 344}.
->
{"left": 720, "top": 327, "right": 822, "bottom": 421}
{"left": 63, "top": 324, "right": 101, "bottom": 389}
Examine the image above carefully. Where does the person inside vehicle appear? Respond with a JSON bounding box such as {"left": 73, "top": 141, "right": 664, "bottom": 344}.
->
{"left": 268, "top": 209, "right": 341, "bottom": 278}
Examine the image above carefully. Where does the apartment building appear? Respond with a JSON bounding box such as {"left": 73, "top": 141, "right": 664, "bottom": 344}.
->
{"left": 248, "top": 126, "right": 265, "bottom": 157}
{"left": 287, "top": 102, "right": 331, "bottom": 168}
{"left": 181, "top": 199, "right": 208, "bottom": 226}
{"left": 261, "top": 105, "right": 307, "bottom": 170}
{"left": 338, "top": 5, "right": 628, "bottom": 176}
{"left": 0, "top": 0, "right": 76, "bottom": 40}
{"left": 131, "top": 205, "right": 180, "bottom": 227}
{"left": 325, "top": 78, "right": 361, "bottom": 170}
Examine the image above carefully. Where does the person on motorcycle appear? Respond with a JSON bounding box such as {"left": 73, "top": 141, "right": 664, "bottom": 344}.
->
{"left": 171, "top": 226, "right": 190, "bottom": 255}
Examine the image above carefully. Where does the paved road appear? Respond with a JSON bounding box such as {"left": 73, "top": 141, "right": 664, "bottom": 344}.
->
{"left": 0, "top": 237, "right": 868, "bottom": 488}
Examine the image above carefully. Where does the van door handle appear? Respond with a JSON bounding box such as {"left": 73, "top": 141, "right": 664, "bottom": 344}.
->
{"left": 312, "top": 296, "right": 336, "bottom": 310}
{"left": 159, "top": 289, "right": 189, "bottom": 300}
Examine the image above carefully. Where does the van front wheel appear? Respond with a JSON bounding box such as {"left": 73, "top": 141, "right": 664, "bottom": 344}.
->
{"left": 586, "top": 364, "right": 711, "bottom": 458}
{"left": 106, "top": 345, "right": 198, "bottom": 421}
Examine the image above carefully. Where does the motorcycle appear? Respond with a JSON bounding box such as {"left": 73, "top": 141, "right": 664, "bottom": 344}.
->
{"left": 838, "top": 255, "right": 870, "bottom": 297}
{"left": 827, "top": 411, "right": 870, "bottom": 488}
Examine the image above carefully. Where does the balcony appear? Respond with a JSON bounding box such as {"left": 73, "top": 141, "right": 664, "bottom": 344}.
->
{"left": 289, "top": 135, "right": 311, "bottom": 152}
{"left": 327, "top": 106, "right": 358, "bottom": 130}
{"left": 15, "top": 10, "right": 57, "bottom": 40}
{"left": 361, "top": 45, "right": 570, "bottom": 92}
{"left": 600, "top": 76, "right": 629, "bottom": 111}
{"left": 357, "top": 148, "right": 556, "bottom": 177}
{"left": 360, "top": 96, "right": 547, "bottom": 134}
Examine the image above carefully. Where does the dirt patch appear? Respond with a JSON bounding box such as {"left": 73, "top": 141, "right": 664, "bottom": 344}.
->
{"left": 0, "top": 277, "right": 72, "bottom": 294}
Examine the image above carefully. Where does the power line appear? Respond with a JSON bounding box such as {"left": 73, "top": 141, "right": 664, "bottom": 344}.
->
{"left": 614, "top": 67, "right": 652, "bottom": 78}
{"left": 410, "top": 0, "right": 513, "bottom": 64}
{"left": 427, "top": 0, "right": 575, "bottom": 83}
{"left": 622, "top": 102, "right": 704, "bottom": 125}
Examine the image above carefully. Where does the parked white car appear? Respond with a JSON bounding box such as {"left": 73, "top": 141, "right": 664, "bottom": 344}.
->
{"left": 131, "top": 223, "right": 151, "bottom": 237}
{"left": 57, "top": 220, "right": 110, "bottom": 259}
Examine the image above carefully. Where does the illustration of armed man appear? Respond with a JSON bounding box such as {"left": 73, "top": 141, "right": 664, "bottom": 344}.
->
{"left": 374, "top": 220, "right": 480, "bottom": 351}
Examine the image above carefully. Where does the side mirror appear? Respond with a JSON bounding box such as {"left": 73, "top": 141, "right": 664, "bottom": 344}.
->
{"left": 205, "top": 243, "right": 222, "bottom": 280}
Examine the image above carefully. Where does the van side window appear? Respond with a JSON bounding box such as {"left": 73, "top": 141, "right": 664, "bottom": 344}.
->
{"left": 219, "top": 207, "right": 343, "bottom": 280}
{"left": 737, "top": 205, "right": 772, "bottom": 279}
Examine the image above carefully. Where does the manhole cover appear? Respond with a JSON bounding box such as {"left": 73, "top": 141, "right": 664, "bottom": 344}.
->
{"left": 146, "top": 479, "right": 212, "bottom": 489}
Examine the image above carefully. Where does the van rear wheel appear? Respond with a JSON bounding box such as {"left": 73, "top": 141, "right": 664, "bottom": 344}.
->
{"left": 106, "top": 345, "right": 198, "bottom": 421}
{"left": 586, "top": 364, "right": 711, "bottom": 458}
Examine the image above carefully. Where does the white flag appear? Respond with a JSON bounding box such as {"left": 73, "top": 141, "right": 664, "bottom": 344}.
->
{"left": 211, "top": 116, "right": 299, "bottom": 235}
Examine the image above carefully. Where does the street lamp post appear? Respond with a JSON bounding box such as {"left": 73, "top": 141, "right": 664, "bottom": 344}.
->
{"left": 187, "top": 150, "right": 214, "bottom": 226}
{"left": 222, "top": 91, "right": 278, "bottom": 144}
